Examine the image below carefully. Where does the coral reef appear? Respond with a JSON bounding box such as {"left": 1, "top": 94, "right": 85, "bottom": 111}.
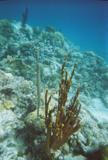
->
{"left": 0, "top": 100, "right": 15, "bottom": 111}
{"left": 44, "top": 63, "right": 81, "bottom": 159}
{"left": 0, "top": 20, "right": 108, "bottom": 160}
{"left": 21, "top": 7, "right": 28, "bottom": 28}
{"left": 35, "top": 48, "right": 41, "bottom": 117}
{"left": 0, "top": 20, "right": 107, "bottom": 102}
{"left": 0, "top": 19, "right": 14, "bottom": 38}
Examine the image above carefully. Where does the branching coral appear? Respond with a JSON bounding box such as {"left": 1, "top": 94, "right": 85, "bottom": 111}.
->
{"left": 35, "top": 48, "right": 41, "bottom": 117}
{"left": 44, "top": 63, "right": 81, "bottom": 158}
{"left": 21, "top": 7, "right": 28, "bottom": 28}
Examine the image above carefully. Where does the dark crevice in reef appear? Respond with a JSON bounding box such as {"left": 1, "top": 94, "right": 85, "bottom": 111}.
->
{"left": 16, "top": 125, "right": 41, "bottom": 160}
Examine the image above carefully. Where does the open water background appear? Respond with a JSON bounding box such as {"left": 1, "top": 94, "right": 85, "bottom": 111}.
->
{"left": 0, "top": 0, "right": 107, "bottom": 62}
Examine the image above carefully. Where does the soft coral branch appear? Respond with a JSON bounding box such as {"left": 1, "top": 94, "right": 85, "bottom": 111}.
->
{"left": 44, "top": 63, "right": 81, "bottom": 158}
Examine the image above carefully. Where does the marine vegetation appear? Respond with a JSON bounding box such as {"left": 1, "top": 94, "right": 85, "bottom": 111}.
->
{"left": 42, "top": 62, "right": 81, "bottom": 160}
{"left": 21, "top": 7, "right": 28, "bottom": 28}
{"left": 35, "top": 48, "right": 41, "bottom": 117}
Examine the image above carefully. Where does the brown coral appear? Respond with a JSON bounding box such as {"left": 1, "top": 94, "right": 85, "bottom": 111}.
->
{"left": 44, "top": 63, "right": 81, "bottom": 157}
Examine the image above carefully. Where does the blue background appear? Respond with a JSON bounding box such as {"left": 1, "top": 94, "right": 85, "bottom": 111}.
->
{"left": 0, "top": 0, "right": 107, "bottom": 62}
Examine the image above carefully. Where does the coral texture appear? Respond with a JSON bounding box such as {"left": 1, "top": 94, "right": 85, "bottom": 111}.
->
{"left": 44, "top": 63, "right": 81, "bottom": 159}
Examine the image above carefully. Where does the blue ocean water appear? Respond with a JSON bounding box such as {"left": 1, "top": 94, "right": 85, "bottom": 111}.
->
{"left": 0, "top": 0, "right": 107, "bottom": 62}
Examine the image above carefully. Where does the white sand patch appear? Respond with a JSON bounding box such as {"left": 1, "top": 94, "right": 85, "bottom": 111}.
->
{"left": 87, "top": 98, "right": 108, "bottom": 123}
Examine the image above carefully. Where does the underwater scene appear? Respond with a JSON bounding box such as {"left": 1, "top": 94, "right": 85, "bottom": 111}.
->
{"left": 0, "top": 0, "right": 108, "bottom": 160}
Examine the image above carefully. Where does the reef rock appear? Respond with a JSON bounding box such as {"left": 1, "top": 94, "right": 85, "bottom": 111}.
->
{"left": 0, "top": 110, "right": 26, "bottom": 160}
{"left": 0, "top": 69, "right": 37, "bottom": 160}
{"left": 69, "top": 99, "right": 108, "bottom": 155}
{"left": 0, "top": 20, "right": 108, "bottom": 160}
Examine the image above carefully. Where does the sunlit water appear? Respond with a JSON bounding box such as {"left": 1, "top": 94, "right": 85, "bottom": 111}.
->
{"left": 0, "top": 0, "right": 107, "bottom": 62}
